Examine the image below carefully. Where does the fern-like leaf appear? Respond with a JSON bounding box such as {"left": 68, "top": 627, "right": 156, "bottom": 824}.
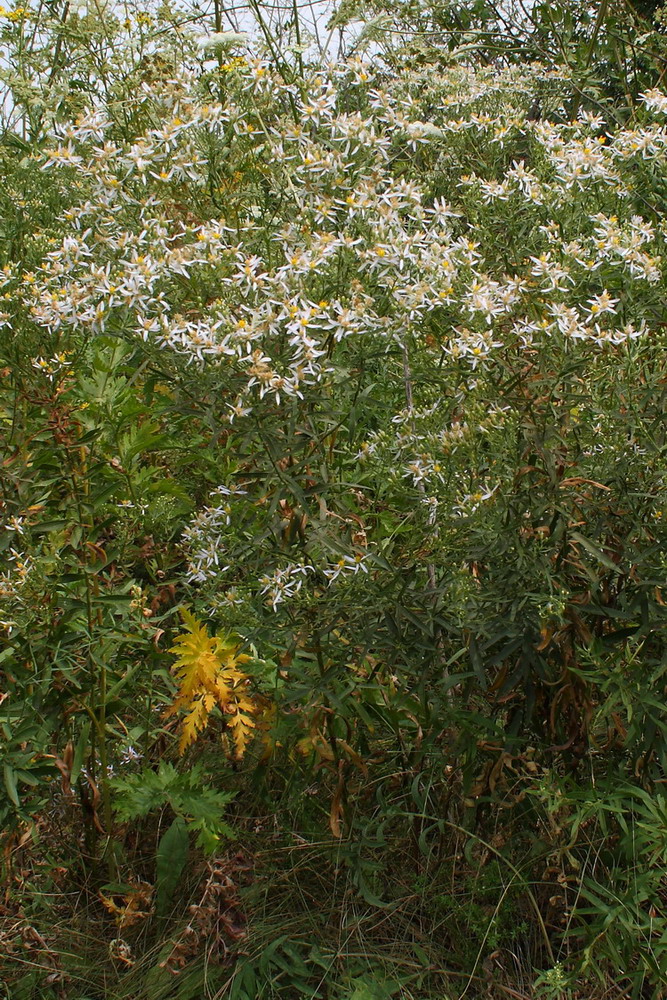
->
{"left": 227, "top": 710, "right": 256, "bottom": 759}
{"left": 167, "top": 610, "right": 259, "bottom": 758}
{"left": 179, "top": 694, "right": 215, "bottom": 753}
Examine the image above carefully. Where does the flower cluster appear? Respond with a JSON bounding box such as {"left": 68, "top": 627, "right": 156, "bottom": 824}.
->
{"left": 10, "top": 34, "right": 667, "bottom": 619}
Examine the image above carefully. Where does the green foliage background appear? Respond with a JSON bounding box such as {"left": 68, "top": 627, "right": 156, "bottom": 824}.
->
{"left": 1, "top": 1, "right": 667, "bottom": 998}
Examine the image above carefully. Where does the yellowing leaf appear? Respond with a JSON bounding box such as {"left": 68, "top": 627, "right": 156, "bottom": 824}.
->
{"left": 179, "top": 695, "right": 214, "bottom": 753}
{"left": 167, "top": 610, "right": 260, "bottom": 758}
{"left": 227, "top": 711, "right": 255, "bottom": 759}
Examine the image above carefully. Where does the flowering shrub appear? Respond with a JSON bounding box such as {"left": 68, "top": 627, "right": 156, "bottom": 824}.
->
{"left": 13, "top": 34, "right": 666, "bottom": 672}
{"left": 2, "top": 1, "right": 667, "bottom": 996}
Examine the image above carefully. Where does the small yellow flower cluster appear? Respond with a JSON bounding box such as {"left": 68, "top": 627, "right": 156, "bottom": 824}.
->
{"left": 0, "top": 5, "right": 29, "bottom": 20}
{"left": 220, "top": 56, "right": 247, "bottom": 73}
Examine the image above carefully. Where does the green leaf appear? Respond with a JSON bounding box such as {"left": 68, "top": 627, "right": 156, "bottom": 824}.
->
{"left": 569, "top": 531, "right": 619, "bottom": 572}
{"left": 33, "top": 520, "right": 69, "bottom": 533}
{"left": 71, "top": 721, "right": 91, "bottom": 785}
{"left": 0, "top": 646, "right": 16, "bottom": 666}
{"left": 3, "top": 764, "right": 20, "bottom": 807}
{"left": 156, "top": 815, "right": 189, "bottom": 917}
